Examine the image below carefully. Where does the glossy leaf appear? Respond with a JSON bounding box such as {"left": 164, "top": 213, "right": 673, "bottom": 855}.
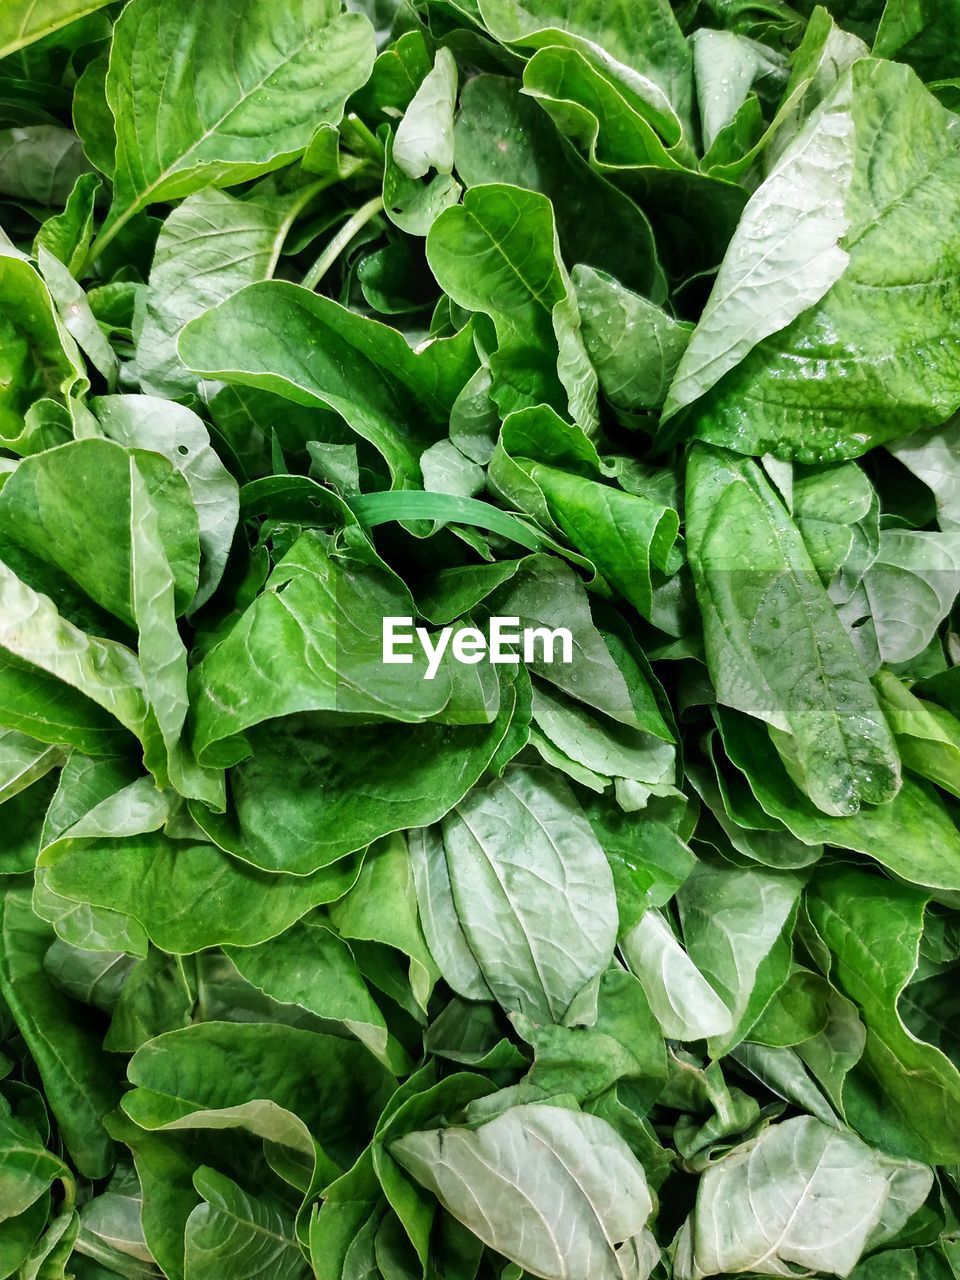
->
{"left": 100, "top": 0, "right": 375, "bottom": 250}
{"left": 427, "top": 184, "right": 598, "bottom": 431}
{"left": 670, "top": 62, "right": 960, "bottom": 462}
{"left": 180, "top": 280, "right": 477, "bottom": 484}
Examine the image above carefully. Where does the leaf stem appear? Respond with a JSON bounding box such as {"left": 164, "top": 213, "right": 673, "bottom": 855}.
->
{"left": 268, "top": 177, "right": 338, "bottom": 275}
{"left": 82, "top": 204, "right": 137, "bottom": 277}
{"left": 302, "top": 194, "right": 384, "bottom": 291}
{"left": 59, "top": 1175, "right": 76, "bottom": 1216}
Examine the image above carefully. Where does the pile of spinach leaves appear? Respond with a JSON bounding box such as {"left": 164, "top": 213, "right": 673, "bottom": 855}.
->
{"left": 2, "top": 0, "right": 960, "bottom": 1276}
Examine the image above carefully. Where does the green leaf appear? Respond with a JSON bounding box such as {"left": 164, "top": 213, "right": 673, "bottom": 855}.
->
{"left": 686, "top": 444, "right": 900, "bottom": 816}
{"left": 717, "top": 709, "right": 960, "bottom": 894}
{"left": 98, "top": 0, "right": 375, "bottom": 254}
{"left": 136, "top": 186, "right": 317, "bottom": 399}
{"left": 0, "top": 558, "right": 157, "bottom": 754}
{"left": 531, "top": 682, "right": 675, "bottom": 791}
{"left": 0, "top": 126, "right": 89, "bottom": 206}
{"left": 792, "top": 460, "right": 878, "bottom": 601}
{"left": 34, "top": 760, "right": 150, "bottom": 957}
{"left": 128, "top": 457, "right": 223, "bottom": 805}
{"left": 677, "top": 860, "right": 805, "bottom": 1056}
{"left": 225, "top": 921, "right": 405, "bottom": 1072}
{"left": 0, "top": 887, "right": 117, "bottom": 1178}
{"left": 476, "top": 0, "right": 692, "bottom": 128}
{"left": 124, "top": 1022, "right": 392, "bottom": 1173}
{"left": 572, "top": 265, "right": 690, "bottom": 412}
{"left": 409, "top": 826, "right": 492, "bottom": 1004}
{"left": 105, "top": 947, "right": 194, "bottom": 1053}
{"left": 692, "top": 29, "right": 782, "bottom": 156}
{"left": 0, "top": 728, "right": 63, "bottom": 805}
{"left": 664, "top": 66, "right": 853, "bottom": 428}
{"left": 393, "top": 47, "right": 457, "bottom": 180}
{"left": 519, "top": 45, "right": 745, "bottom": 277}
{"left": 0, "top": 1109, "right": 70, "bottom": 1221}
{"left": 486, "top": 555, "right": 647, "bottom": 728}
{"left": 621, "top": 908, "right": 735, "bottom": 1042}
{"left": 839, "top": 529, "right": 960, "bottom": 667}
{"left": 189, "top": 531, "right": 493, "bottom": 770}
{"left": 427, "top": 184, "right": 598, "bottom": 432}
{"left": 757, "top": 8, "right": 866, "bottom": 160}
{"left": 0, "top": 771, "right": 57, "bottom": 877}
{"left": 353, "top": 29, "right": 432, "bottom": 119}
{"left": 419, "top": 440, "right": 484, "bottom": 497}
{"left": 191, "top": 671, "right": 516, "bottom": 875}
{"left": 180, "top": 280, "right": 477, "bottom": 485}
{"left": 440, "top": 766, "right": 618, "bottom": 1023}
{"left": 454, "top": 77, "right": 665, "bottom": 301}
{"left": 745, "top": 966, "right": 832, "bottom": 1048}
{"left": 524, "top": 464, "right": 678, "bottom": 620}
{"left": 0, "top": 250, "right": 84, "bottom": 454}
{"left": 73, "top": 50, "right": 115, "bottom": 178}
{"left": 875, "top": 671, "right": 960, "bottom": 797}
{"left": 102, "top": 1114, "right": 201, "bottom": 1280}
{"left": 583, "top": 792, "right": 696, "bottom": 931}
{"left": 372, "top": 1071, "right": 495, "bottom": 1271}
{"left": 44, "top": 942, "right": 133, "bottom": 1012}
{"left": 184, "top": 1167, "right": 309, "bottom": 1280}
{"left": 0, "top": 437, "right": 200, "bottom": 628}
{"left": 77, "top": 1188, "right": 153, "bottom": 1275}
{"left": 40, "top": 823, "right": 360, "bottom": 956}
{"left": 670, "top": 61, "right": 960, "bottom": 461}
{"left": 874, "top": 0, "right": 960, "bottom": 81}
{"left": 807, "top": 865, "right": 960, "bottom": 1163}
{"left": 514, "top": 968, "right": 667, "bottom": 1107}
{"left": 94, "top": 395, "right": 239, "bottom": 613}
{"left": 329, "top": 834, "right": 437, "bottom": 1020}
{"left": 0, "top": 1197, "right": 52, "bottom": 1278}
{"left": 383, "top": 134, "right": 461, "bottom": 238}
{"left": 688, "top": 732, "right": 823, "bottom": 871}
{"left": 37, "top": 249, "right": 118, "bottom": 386}
{"left": 0, "top": 1, "right": 113, "bottom": 58}
{"left": 33, "top": 172, "right": 100, "bottom": 276}
{"left": 675, "top": 1115, "right": 932, "bottom": 1279}
{"left": 346, "top": 489, "right": 541, "bottom": 549}
{"left": 793, "top": 981, "right": 866, "bottom": 1117}
{"left": 889, "top": 418, "right": 960, "bottom": 532}
{"left": 20, "top": 1206, "right": 79, "bottom": 1280}
{"left": 392, "top": 1104, "right": 656, "bottom": 1280}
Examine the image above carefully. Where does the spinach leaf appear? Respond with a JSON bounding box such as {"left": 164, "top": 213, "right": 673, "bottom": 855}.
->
{"left": 2, "top": 4, "right": 960, "bottom": 1274}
